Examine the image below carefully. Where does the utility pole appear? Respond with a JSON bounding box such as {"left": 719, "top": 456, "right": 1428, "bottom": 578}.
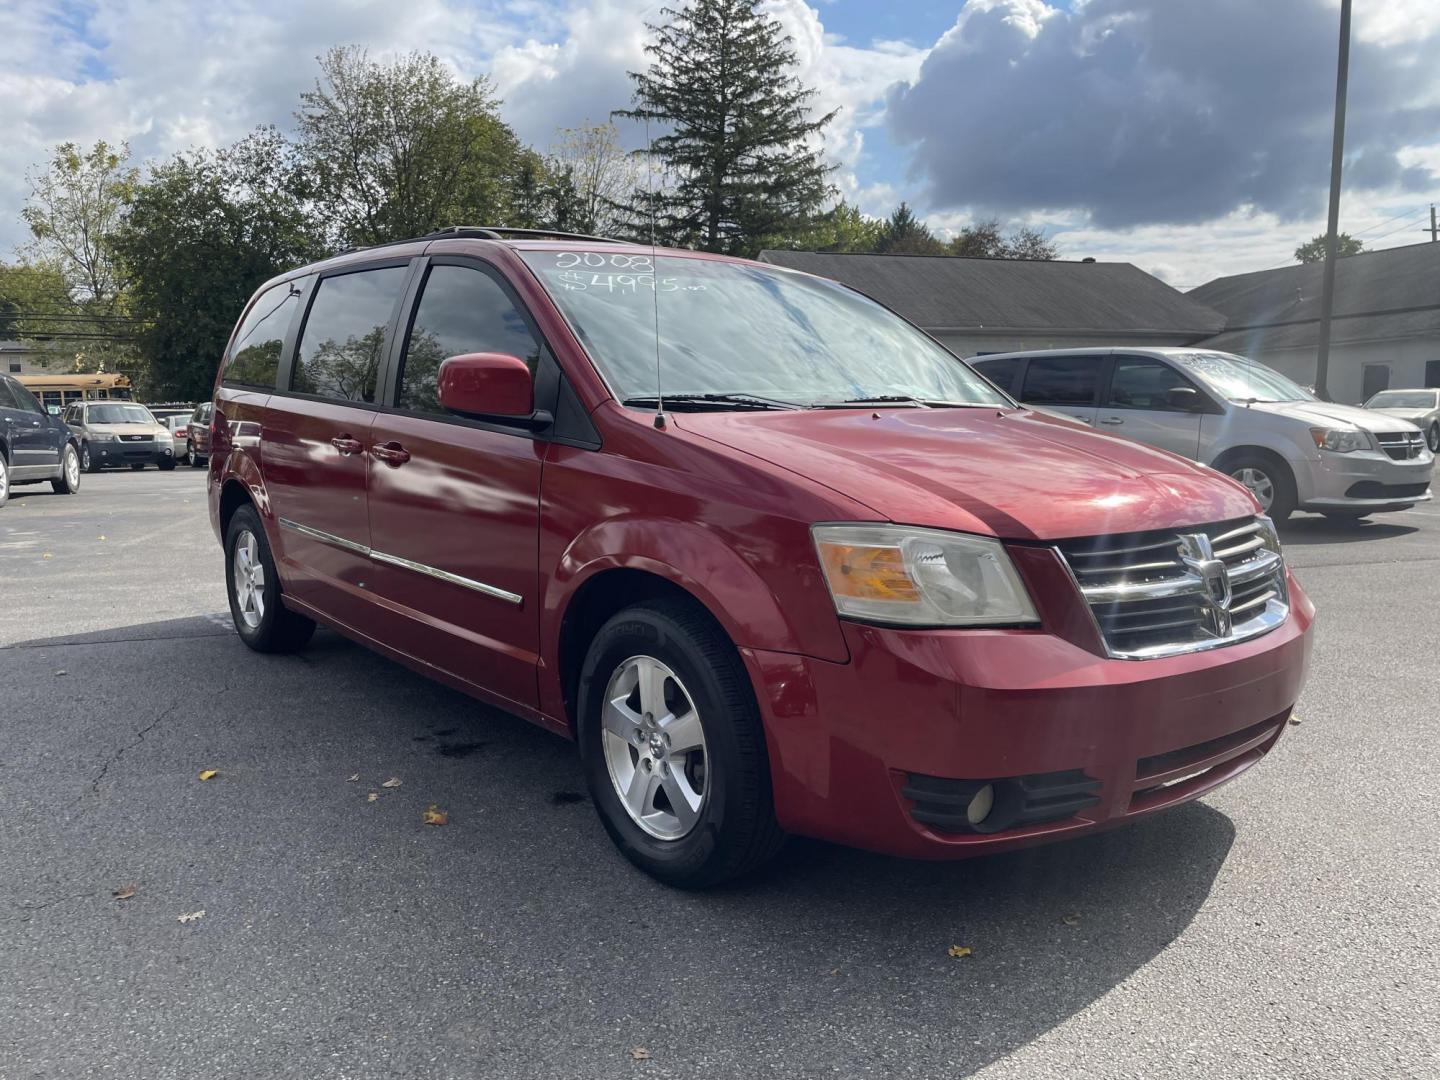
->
{"left": 1425, "top": 204, "right": 1438, "bottom": 242}
{"left": 1314, "top": 0, "right": 1351, "bottom": 402}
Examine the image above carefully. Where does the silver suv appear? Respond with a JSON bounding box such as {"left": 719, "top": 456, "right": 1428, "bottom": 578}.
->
{"left": 971, "top": 348, "right": 1433, "bottom": 521}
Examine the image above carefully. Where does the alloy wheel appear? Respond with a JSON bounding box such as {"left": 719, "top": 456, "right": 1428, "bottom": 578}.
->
{"left": 1429, "top": 425, "right": 1439, "bottom": 453}
{"left": 1231, "top": 467, "right": 1274, "bottom": 512}
{"left": 232, "top": 529, "right": 267, "bottom": 629}
{"left": 0, "top": 455, "right": 8, "bottom": 503}
{"left": 65, "top": 448, "right": 80, "bottom": 489}
{"left": 600, "top": 654, "right": 709, "bottom": 840}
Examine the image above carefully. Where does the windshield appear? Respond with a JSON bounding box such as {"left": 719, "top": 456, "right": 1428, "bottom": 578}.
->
{"left": 521, "top": 250, "right": 1009, "bottom": 407}
{"left": 1172, "top": 352, "right": 1315, "bottom": 403}
{"left": 88, "top": 404, "right": 155, "bottom": 424}
{"left": 1367, "top": 390, "right": 1437, "bottom": 409}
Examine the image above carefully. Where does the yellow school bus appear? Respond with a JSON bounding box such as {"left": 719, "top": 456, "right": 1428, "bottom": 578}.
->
{"left": 15, "top": 372, "right": 133, "bottom": 412}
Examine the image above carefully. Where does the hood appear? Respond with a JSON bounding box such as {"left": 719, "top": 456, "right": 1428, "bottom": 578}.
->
{"left": 1247, "top": 399, "right": 1419, "bottom": 433}
{"left": 1370, "top": 406, "right": 1434, "bottom": 424}
{"left": 675, "top": 407, "right": 1258, "bottom": 541}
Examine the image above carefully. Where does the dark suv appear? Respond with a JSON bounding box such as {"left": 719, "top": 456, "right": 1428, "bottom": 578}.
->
{"left": 209, "top": 227, "right": 1312, "bottom": 887}
{"left": 0, "top": 373, "right": 81, "bottom": 508}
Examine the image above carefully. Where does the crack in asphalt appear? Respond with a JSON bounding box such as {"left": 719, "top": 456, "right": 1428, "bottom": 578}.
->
{"left": 12, "top": 890, "right": 96, "bottom": 924}
{"left": 84, "top": 698, "right": 188, "bottom": 801}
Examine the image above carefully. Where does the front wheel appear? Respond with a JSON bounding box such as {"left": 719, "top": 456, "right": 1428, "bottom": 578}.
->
{"left": 225, "top": 505, "right": 316, "bottom": 653}
{"left": 189, "top": 445, "right": 206, "bottom": 469}
{"left": 82, "top": 443, "right": 102, "bottom": 473}
{"left": 0, "top": 453, "right": 9, "bottom": 509}
{"left": 51, "top": 444, "right": 81, "bottom": 494}
{"left": 1428, "top": 423, "right": 1439, "bottom": 453}
{"left": 577, "top": 598, "right": 784, "bottom": 888}
{"left": 1223, "top": 454, "right": 1296, "bottom": 523}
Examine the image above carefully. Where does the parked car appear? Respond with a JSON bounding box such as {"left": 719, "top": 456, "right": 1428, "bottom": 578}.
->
{"left": 186, "top": 402, "right": 213, "bottom": 468}
{"left": 64, "top": 400, "right": 177, "bottom": 472}
{"left": 1363, "top": 388, "right": 1440, "bottom": 452}
{"left": 0, "top": 372, "right": 82, "bottom": 507}
{"left": 971, "top": 348, "right": 1433, "bottom": 522}
{"left": 209, "top": 229, "right": 1314, "bottom": 887}
{"left": 162, "top": 414, "right": 192, "bottom": 461}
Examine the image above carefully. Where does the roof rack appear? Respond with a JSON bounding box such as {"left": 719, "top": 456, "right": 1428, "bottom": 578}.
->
{"left": 421, "top": 225, "right": 626, "bottom": 244}
{"left": 337, "top": 225, "right": 626, "bottom": 257}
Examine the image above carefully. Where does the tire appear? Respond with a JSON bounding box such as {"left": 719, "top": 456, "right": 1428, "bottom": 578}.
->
{"left": 189, "top": 446, "right": 206, "bottom": 469}
{"left": 1428, "top": 423, "right": 1439, "bottom": 453}
{"left": 0, "top": 451, "right": 9, "bottom": 509}
{"left": 224, "top": 504, "right": 316, "bottom": 653}
{"left": 576, "top": 597, "right": 784, "bottom": 888}
{"left": 158, "top": 457, "right": 176, "bottom": 471}
{"left": 51, "top": 444, "right": 81, "bottom": 494}
{"left": 82, "top": 442, "right": 102, "bottom": 473}
{"left": 1221, "top": 453, "right": 1296, "bottom": 523}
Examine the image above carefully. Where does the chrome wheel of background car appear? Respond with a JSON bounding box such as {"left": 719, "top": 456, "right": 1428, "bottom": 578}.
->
{"left": 231, "top": 529, "right": 267, "bottom": 629}
{"left": 1429, "top": 424, "right": 1439, "bottom": 453}
{"left": 81, "top": 444, "right": 91, "bottom": 470}
{"left": 1231, "top": 467, "right": 1274, "bottom": 511}
{"left": 600, "top": 654, "right": 708, "bottom": 841}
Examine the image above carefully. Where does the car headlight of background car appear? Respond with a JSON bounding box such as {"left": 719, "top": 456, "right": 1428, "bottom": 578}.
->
{"left": 812, "top": 524, "right": 1039, "bottom": 626}
{"left": 1310, "top": 427, "right": 1371, "bottom": 453}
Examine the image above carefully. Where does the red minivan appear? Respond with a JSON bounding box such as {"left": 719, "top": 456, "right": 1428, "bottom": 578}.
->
{"left": 208, "top": 227, "right": 1313, "bottom": 887}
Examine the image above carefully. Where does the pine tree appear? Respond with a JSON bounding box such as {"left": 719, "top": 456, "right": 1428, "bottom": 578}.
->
{"left": 614, "top": 0, "right": 837, "bottom": 256}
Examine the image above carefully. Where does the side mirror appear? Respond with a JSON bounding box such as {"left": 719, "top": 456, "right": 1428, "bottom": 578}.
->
{"left": 437, "top": 353, "right": 535, "bottom": 420}
{"left": 1166, "top": 386, "right": 1204, "bottom": 412}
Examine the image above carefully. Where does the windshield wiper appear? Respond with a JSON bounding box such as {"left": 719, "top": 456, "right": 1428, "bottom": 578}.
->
{"left": 814, "top": 396, "right": 997, "bottom": 410}
{"left": 621, "top": 393, "right": 803, "bottom": 412}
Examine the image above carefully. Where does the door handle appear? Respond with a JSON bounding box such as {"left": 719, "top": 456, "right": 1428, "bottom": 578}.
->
{"left": 1069, "top": 414, "right": 1093, "bottom": 425}
{"left": 370, "top": 441, "right": 411, "bottom": 466}
{"left": 330, "top": 435, "right": 364, "bottom": 455}
{"left": 1099, "top": 416, "right": 1124, "bottom": 426}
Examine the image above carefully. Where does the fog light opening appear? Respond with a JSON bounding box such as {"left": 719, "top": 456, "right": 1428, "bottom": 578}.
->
{"left": 966, "top": 783, "right": 995, "bottom": 826}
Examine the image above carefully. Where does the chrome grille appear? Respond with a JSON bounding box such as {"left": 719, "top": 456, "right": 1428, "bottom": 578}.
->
{"left": 1374, "top": 430, "right": 1425, "bottom": 460}
{"left": 1058, "top": 517, "right": 1289, "bottom": 659}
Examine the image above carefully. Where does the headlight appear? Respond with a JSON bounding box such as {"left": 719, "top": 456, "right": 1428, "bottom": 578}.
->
{"left": 812, "top": 524, "right": 1039, "bottom": 627}
{"left": 92, "top": 432, "right": 119, "bottom": 443}
{"left": 1310, "top": 427, "right": 1369, "bottom": 453}
{"left": 1255, "top": 514, "right": 1283, "bottom": 556}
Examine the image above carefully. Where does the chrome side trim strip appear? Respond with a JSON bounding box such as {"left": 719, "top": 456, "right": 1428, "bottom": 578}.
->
{"left": 277, "top": 517, "right": 522, "bottom": 605}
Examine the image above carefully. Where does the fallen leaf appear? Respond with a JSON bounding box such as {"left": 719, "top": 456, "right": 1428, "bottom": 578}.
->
{"left": 422, "top": 804, "right": 448, "bottom": 826}
{"left": 98, "top": 535, "right": 106, "bottom": 541}
{"left": 1288, "top": 715, "right": 1302, "bottom": 726}
{"left": 177, "top": 910, "right": 205, "bottom": 924}
{"left": 42, "top": 553, "right": 53, "bottom": 560}
{"left": 53, "top": 670, "right": 67, "bottom": 677}
{"left": 366, "top": 792, "right": 379, "bottom": 803}
{"left": 828, "top": 967, "right": 840, "bottom": 976}
{"left": 346, "top": 773, "right": 360, "bottom": 782}
{"left": 947, "top": 945, "right": 973, "bottom": 959}
{"left": 198, "top": 769, "right": 218, "bottom": 781}
{"left": 112, "top": 885, "right": 136, "bottom": 901}
{"left": 629, "top": 1047, "right": 651, "bottom": 1061}
{"left": 381, "top": 777, "right": 402, "bottom": 789}
{"left": 1062, "top": 914, "right": 1081, "bottom": 927}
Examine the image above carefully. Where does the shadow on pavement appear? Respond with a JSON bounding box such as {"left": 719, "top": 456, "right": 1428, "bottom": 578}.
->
{"left": 1280, "top": 514, "right": 1417, "bottom": 544}
{"left": 5, "top": 617, "right": 1237, "bottom": 1076}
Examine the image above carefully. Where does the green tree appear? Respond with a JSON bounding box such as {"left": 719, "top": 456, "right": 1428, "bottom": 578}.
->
{"left": 294, "top": 46, "right": 529, "bottom": 246}
{"left": 947, "top": 219, "right": 1059, "bottom": 260}
{"left": 1295, "top": 232, "right": 1364, "bottom": 263}
{"left": 548, "top": 121, "right": 642, "bottom": 236}
{"left": 781, "top": 200, "right": 886, "bottom": 252}
{"left": 111, "top": 129, "right": 323, "bottom": 399}
{"left": 878, "top": 203, "right": 944, "bottom": 254}
{"left": 0, "top": 261, "right": 77, "bottom": 348}
{"left": 1003, "top": 225, "right": 1059, "bottom": 261}
{"left": 19, "top": 141, "right": 141, "bottom": 373}
{"left": 615, "top": 0, "right": 837, "bottom": 255}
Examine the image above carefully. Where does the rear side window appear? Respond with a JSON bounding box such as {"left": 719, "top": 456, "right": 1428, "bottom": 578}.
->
{"left": 1107, "top": 356, "right": 1196, "bottom": 411}
{"left": 974, "top": 356, "right": 1022, "bottom": 394}
{"left": 225, "top": 281, "right": 304, "bottom": 388}
{"left": 10, "top": 381, "right": 45, "bottom": 414}
{"left": 0, "top": 379, "right": 19, "bottom": 409}
{"left": 396, "top": 264, "right": 542, "bottom": 415}
{"left": 1022, "top": 356, "right": 1100, "bottom": 405}
{"left": 292, "top": 268, "right": 408, "bottom": 403}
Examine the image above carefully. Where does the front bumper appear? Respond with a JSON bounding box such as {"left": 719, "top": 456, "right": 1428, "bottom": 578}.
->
{"left": 1293, "top": 447, "right": 1433, "bottom": 510}
{"left": 743, "top": 573, "right": 1313, "bottom": 859}
{"left": 91, "top": 439, "right": 174, "bottom": 467}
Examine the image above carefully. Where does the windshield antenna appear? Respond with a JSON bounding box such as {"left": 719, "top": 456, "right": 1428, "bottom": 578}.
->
{"left": 645, "top": 116, "right": 665, "bottom": 429}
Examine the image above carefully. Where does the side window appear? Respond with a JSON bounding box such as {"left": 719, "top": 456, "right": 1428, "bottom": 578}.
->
{"left": 292, "top": 267, "right": 408, "bottom": 403}
{"left": 1021, "top": 356, "right": 1101, "bottom": 405}
{"left": 396, "top": 264, "right": 542, "bottom": 416}
{"left": 225, "top": 280, "right": 305, "bottom": 388}
{"left": 0, "top": 379, "right": 19, "bottom": 409}
{"left": 11, "top": 381, "right": 46, "bottom": 414}
{"left": 64, "top": 404, "right": 81, "bottom": 424}
{"left": 1107, "top": 357, "right": 1199, "bottom": 411}
{"left": 974, "top": 356, "right": 1022, "bottom": 394}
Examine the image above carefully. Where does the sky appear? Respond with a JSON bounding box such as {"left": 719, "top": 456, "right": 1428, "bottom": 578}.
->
{"left": 5, "top": 0, "right": 1440, "bottom": 289}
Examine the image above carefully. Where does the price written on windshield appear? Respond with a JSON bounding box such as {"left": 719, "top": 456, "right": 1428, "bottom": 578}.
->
{"left": 548, "top": 251, "right": 708, "bottom": 294}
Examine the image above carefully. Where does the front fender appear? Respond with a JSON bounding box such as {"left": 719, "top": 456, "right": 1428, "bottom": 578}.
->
{"left": 546, "top": 514, "right": 850, "bottom": 665}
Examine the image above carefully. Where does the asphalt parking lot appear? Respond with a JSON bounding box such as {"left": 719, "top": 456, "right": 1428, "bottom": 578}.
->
{"left": 2, "top": 469, "right": 1437, "bottom": 1080}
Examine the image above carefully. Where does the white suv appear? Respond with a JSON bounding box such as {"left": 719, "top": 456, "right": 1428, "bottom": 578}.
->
{"left": 971, "top": 348, "right": 1433, "bottom": 521}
